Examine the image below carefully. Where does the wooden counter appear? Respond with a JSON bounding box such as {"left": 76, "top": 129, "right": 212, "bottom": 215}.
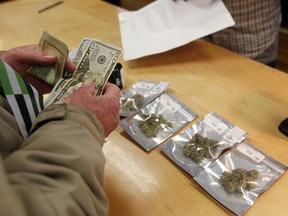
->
{"left": 0, "top": 0, "right": 287, "bottom": 215}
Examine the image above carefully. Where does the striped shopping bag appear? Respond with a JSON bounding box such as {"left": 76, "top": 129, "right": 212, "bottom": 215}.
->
{"left": 0, "top": 60, "right": 43, "bottom": 138}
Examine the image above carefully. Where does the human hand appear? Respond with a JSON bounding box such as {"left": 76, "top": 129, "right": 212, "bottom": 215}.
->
{"left": 64, "top": 80, "right": 120, "bottom": 137}
{"left": 0, "top": 44, "right": 76, "bottom": 94}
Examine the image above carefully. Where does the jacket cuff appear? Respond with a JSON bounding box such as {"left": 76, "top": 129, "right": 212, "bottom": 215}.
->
{"left": 30, "top": 104, "right": 105, "bottom": 145}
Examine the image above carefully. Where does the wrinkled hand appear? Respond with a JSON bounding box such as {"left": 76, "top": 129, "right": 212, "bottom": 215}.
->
{"left": 0, "top": 44, "right": 76, "bottom": 94}
{"left": 64, "top": 80, "right": 120, "bottom": 137}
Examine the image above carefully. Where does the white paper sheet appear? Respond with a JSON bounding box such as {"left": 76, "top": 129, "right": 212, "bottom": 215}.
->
{"left": 118, "top": 0, "right": 235, "bottom": 61}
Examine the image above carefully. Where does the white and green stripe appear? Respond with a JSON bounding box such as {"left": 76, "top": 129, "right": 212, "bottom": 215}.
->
{"left": 0, "top": 60, "right": 43, "bottom": 138}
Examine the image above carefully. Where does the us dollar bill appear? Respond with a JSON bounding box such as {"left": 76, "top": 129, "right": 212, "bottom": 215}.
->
{"left": 72, "top": 38, "right": 92, "bottom": 66}
{"left": 27, "top": 31, "right": 68, "bottom": 86}
{"left": 73, "top": 38, "right": 122, "bottom": 96}
{"left": 44, "top": 78, "right": 82, "bottom": 107}
{"left": 44, "top": 37, "right": 122, "bottom": 106}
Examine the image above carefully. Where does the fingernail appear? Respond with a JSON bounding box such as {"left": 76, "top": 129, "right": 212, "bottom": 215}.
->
{"left": 44, "top": 55, "right": 56, "bottom": 60}
{"left": 83, "top": 79, "right": 94, "bottom": 86}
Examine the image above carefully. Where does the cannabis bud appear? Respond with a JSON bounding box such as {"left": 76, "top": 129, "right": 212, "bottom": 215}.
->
{"left": 139, "top": 114, "right": 172, "bottom": 138}
{"left": 121, "top": 94, "right": 145, "bottom": 111}
{"left": 220, "top": 168, "right": 259, "bottom": 193}
{"left": 183, "top": 133, "right": 218, "bottom": 163}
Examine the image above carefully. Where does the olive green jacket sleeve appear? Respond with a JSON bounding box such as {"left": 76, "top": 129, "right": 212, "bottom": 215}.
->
{"left": 0, "top": 96, "right": 108, "bottom": 216}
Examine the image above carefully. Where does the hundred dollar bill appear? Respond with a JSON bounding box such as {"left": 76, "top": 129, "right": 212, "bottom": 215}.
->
{"left": 73, "top": 39, "right": 122, "bottom": 96}
{"left": 27, "top": 31, "right": 68, "bottom": 86}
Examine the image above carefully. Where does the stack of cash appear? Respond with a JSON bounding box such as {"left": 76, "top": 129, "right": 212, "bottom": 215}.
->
{"left": 28, "top": 31, "right": 122, "bottom": 107}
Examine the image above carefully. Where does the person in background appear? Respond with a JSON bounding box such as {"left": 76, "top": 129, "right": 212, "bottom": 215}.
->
{"left": 208, "top": 0, "right": 282, "bottom": 67}
{"left": 0, "top": 44, "right": 120, "bottom": 216}
{"left": 177, "top": 0, "right": 282, "bottom": 67}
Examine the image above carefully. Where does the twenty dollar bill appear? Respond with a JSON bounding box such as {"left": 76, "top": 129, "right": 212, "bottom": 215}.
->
{"left": 73, "top": 38, "right": 122, "bottom": 96}
{"left": 27, "top": 31, "right": 68, "bottom": 86}
{"left": 40, "top": 33, "right": 122, "bottom": 107}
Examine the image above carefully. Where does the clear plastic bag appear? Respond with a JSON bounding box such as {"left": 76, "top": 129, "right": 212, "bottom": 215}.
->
{"left": 120, "top": 80, "right": 170, "bottom": 117}
{"left": 119, "top": 92, "right": 198, "bottom": 151}
{"left": 160, "top": 112, "right": 247, "bottom": 176}
{"left": 194, "top": 141, "right": 287, "bottom": 215}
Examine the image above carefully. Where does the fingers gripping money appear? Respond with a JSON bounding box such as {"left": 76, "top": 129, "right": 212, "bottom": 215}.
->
{"left": 28, "top": 31, "right": 122, "bottom": 107}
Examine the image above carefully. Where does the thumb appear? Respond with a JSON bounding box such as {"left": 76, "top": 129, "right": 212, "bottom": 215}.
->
{"left": 42, "top": 54, "right": 57, "bottom": 64}
{"left": 63, "top": 79, "right": 95, "bottom": 104}
{"left": 76, "top": 79, "right": 95, "bottom": 96}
